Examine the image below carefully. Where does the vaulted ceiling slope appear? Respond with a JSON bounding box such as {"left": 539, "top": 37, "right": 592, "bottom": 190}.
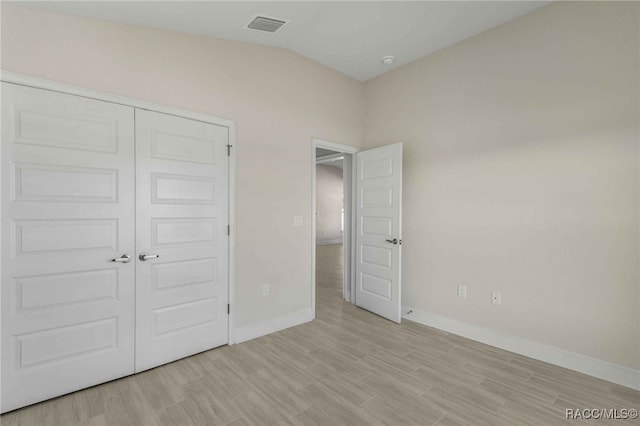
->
{"left": 15, "top": 1, "right": 548, "bottom": 81}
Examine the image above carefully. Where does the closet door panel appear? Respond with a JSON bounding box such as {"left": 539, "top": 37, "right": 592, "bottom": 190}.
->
{"left": 135, "top": 109, "right": 229, "bottom": 372}
{"left": 1, "top": 83, "right": 136, "bottom": 413}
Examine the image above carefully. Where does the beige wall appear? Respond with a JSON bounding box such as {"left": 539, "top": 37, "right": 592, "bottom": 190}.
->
{"left": 364, "top": 1, "right": 639, "bottom": 369}
{"left": 0, "top": 5, "right": 365, "bottom": 328}
{"left": 315, "top": 164, "right": 343, "bottom": 243}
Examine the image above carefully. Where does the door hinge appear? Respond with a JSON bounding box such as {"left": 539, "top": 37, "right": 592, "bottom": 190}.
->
{"left": 227, "top": 225, "right": 230, "bottom": 236}
{"left": 227, "top": 304, "right": 230, "bottom": 315}
{"left": 227, "top": 144, "right": 232, "bottom": 156}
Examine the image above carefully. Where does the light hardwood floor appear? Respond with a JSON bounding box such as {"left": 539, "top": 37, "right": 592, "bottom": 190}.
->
{"left": 2, "top": 243, "right": 638, "bottom": 425}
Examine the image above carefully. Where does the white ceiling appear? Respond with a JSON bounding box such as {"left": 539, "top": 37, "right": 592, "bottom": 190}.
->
{"left": 15, "top": 1, "right": 549, "bottom": 81}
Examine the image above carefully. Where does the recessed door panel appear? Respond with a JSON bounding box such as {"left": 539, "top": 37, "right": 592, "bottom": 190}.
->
{"left": 361, "top": 216, "right": 393, "bottom": 237}
{"left": 153, "top": 298, "right": 217, "bottom": 336}
{"left": 151, "top": 173, "right": 216, "bottom": 204}
{"left": 151, "top": 217, "right": 216, "bottom": 247}
{"left": 151, "top": 131, "right": 217, "bottom": 164}
{"left": 361, "top": 157, "right": 393, "bottom": 179}
{"left": 13, "top": 162, "right": 118, "bottom": 202}
{"left": 152, "top": 258, "right": 217, "bottom": 290}
{"left": 361, "top": 245, "right": 392, "bottom": 269}
{"left": 15, "top": 269, "right": 118, "bottom": 312}
{"left": 360, "top": 273, "right": 392, "bottom": 300}
{"left": 1, "top": 83, "right": 135, "bottom": 413}
{"left": 16, "top": 318, "right": 118, "bottom": 368}
{"left": 14, "top": 109, "right": 118, "bottom": 153}
{"left": 13, "top": 219, "right": 118, "bottom": 255}
{"left": 362, "top": 187, "right": 393, "bottom": 208}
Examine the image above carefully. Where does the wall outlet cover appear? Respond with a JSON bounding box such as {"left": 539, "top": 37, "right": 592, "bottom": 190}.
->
{"left": 457, "top": 285, "right": 467, "bottom": 298}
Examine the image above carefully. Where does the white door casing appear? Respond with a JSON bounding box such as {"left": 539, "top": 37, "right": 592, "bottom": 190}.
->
{"left": 135, "top": 109, "right": 229, "bottom": 372}
{"left": 355, "top": 143, "right": 403, "bottom": 323}
{"left": 1, "top": 83, "right": 136, "bottom": 412}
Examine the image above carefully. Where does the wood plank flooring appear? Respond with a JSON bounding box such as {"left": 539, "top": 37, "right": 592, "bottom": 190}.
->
{"left": 2, "top": 243, "right": 638, "bottom": 425}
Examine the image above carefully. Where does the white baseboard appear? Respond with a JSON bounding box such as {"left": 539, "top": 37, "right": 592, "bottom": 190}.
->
{"left": 235, "top": 308, "right": 314, "bottom": 344}
{"left": 316, "top": 239, "right": 343, "bottom": 245}
{"left": 402, "top": 306, "right": 640, "bottom": 391}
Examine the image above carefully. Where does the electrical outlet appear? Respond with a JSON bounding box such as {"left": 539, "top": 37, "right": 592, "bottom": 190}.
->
{"left": 457, "top": 285, "right": 467, "bottom": 298}
{"left": 491, "top": 291, "right": 502, "bottom": 305}
{"left": 293, "top": 216, "right": 303, "bottom": 227}
{"left": 263, "top": 284, "right": 270, "bottom": 297}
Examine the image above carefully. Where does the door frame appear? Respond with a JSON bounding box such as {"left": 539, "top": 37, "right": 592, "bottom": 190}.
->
{"left": 0, "top": 71, "right": 238, "bottom": 347}
{"left": 311, "top": 138, "right": 359, "bottom": 315}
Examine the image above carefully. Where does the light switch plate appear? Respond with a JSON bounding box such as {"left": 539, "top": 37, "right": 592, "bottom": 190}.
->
{"left": 294, "top": 216, "right": 303, "bottom": 227}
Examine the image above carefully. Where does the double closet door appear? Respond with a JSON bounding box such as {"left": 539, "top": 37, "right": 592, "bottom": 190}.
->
{"left": 1, "top": 83, "right": 229, "bottom": 413}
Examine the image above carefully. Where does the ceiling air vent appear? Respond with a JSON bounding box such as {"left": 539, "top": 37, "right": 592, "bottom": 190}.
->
{"left": 246, "top": 15, "right": 288, "bottom": 33}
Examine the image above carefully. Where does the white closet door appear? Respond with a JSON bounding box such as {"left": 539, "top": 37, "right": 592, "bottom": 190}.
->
{"left": 135, "top": 109, "right": 229, "bottom": 372}
{"left": 1, "top": 83, "right": 136, "bottom": 413}
{"left": 355, "top": 143, "right": 403, "bottom": 323}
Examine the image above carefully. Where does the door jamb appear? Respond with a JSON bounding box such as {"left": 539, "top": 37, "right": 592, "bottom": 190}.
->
{"left": 311, "top": 138, "right": 359, "bottom": 317}
{"left": 0, "top": 70, "right": 238, "bottom": 345}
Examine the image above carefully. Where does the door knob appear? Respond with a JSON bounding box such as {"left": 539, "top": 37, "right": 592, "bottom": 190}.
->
{"left": 385, "top": 238, "right": 398, "bottom": 245}
{"left": 111, "top": 254, "right": 131, "bottom": 263}
{"left": 139, "top": 253, "right": 160, "bottom": 261}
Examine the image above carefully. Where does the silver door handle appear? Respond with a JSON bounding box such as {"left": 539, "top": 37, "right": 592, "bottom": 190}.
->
{"left": 111, "top": 254, "right": 131, "bottom": 263}
{"left": 139, "top": 253, "right": 160, "bottom": 261}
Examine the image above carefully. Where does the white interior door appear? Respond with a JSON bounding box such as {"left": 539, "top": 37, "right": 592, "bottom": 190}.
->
{"left": 135, "top": 109, "right": 229, "bottom": 372}
{"left": 1, "top": 83, "right": 136, "bottom": 412}
{"left": 355, "top": 143, "right": 403, "bottom": 323}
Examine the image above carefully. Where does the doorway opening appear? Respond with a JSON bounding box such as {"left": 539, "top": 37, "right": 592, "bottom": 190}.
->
{"left": 311, "top": 139, "right": 358, "bottom": 317}
{"left": 311, "top": 139, "right": 404, "bottom": 323}
{"left": 315, "top": 148, "right": 346, "bottom": 311}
